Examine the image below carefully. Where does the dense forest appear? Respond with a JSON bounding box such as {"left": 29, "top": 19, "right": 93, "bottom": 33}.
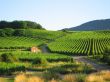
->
{"left": 0, "top": 20, "right": 44, "bottom": 29}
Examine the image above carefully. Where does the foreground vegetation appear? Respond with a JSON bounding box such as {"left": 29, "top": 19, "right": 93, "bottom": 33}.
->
{"left": 0, "top": 51, "right": 95, "bottom": 76}
{"left": 1, "top": 70, "right": 110, "bottom": 82}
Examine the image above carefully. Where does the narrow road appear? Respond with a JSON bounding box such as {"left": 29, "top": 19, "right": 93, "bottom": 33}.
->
{"left": 73, "top": 56, "right": 110, "bottom": 71}
{"left": 41, "top": 44, "right": 50, "bottom": 53}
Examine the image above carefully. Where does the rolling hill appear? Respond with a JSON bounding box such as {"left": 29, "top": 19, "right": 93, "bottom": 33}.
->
{"left": 65, "top": 19, "right": 110, "bottom": 31}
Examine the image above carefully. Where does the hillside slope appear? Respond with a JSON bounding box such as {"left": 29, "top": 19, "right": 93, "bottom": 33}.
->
{"left": 66, "top": 19, "right": 110, "bottom": 31}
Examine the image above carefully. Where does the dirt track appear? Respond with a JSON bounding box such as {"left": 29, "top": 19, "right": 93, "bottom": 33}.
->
{"left": 73, "top": 56, "right": 110, "bottom": 71}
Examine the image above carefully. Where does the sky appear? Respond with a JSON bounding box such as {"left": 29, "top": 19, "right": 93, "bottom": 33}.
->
{"left": 0, "top": 0, "right": 110, "bottom": 30}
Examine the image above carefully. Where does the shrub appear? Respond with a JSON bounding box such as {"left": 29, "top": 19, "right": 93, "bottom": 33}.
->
{"left": 48, "top": 67, "right": 70, "bottom": 74}
{"left": 75, "top": 74, "right": 86, "bottom": 82}
{"left": 0, "top": 53, "right": 18, "bottom": 62}
{"left": 32, "top": 57, "right": 48, "bottom": 65}
{"left": 43, "top": 72, "right": 60, "bottom": 81}
{"left": 102, "top": 47, "right": 110, "bottom": 65}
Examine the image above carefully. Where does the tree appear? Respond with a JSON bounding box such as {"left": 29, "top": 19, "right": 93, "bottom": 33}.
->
{"left": 10, "top": 21, "right": 27, "bottom": 29}
{"left": 0, "top": 21, "right": 9, "bottom": 29}
{"left": 25, "top": 21, "right": 44, "bottom": 29}
{"left": 0, "top": 20, "right": 45, "bottom": 29}
{"left": 0, "top": 53, "right": 18, "bottom": 62}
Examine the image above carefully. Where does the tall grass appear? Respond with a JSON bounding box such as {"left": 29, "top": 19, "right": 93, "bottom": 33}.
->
{"left": 14, "top": 73, "right": 44, "bottom": 82}
{"left": 63, "top": 74, "right": 76, "bottom": 82}
{"left": 85, "top": 74, "right": 104, "bottom": 82}
{"left": 85, "top": 70, "right": 110, "bottom": 82}
{"left": 0, "top": 77, "right": 6, "bottom": 82}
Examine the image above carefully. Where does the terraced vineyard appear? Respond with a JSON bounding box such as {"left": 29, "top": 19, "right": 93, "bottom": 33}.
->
{"left": 0, "top": 51, "right": 72, "bottom": 62}
{"left": 0, "top": 51, "right": 74, "bottom": 75}
{"left": 0, "top": 29, "right": 68, "bottom": 49}
{"left": 0, "top": 37, "right": 44, "bottom": 49}
{"left": 0, "top": 62, "right": 25, "bottom": 75}
{"left": 25, "top": 29, "right": 67, "bottom": 40}
{"left": 11, "top": 29, "right": 67, "bottom": 40}
{"left": 48, "top": 31, "right": 110, "bottom": 56}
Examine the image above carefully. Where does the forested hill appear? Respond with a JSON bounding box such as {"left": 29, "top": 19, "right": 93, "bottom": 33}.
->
{"left": 0, "top": 20, "right": 45, "bottom": 29}
{"left": 65, "top": 19, "right": 110, "bottom": 31}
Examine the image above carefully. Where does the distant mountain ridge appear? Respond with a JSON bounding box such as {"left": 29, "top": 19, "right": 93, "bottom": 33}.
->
{"left": 65, "top": 19, "right": 110, "bottom": 31}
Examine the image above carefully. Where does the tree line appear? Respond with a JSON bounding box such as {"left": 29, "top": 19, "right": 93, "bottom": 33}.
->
{"left": 0, "top": 20, "right": 44, "bottom": 29}
{"left": 0, "top": 28, "right": 40, "bottom": 37}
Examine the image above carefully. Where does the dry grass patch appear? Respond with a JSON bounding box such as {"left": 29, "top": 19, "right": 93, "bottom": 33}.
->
{"left": 14, "top": 73, "right": 27, "bottom": 82}
{"left": 14, "top": 73, "right": 44, "bottom": 82}
{"left": 63, "top": 74, "right": 77, "bottom": 82}
{"left": 85, "top": 70, "right": 110, "bottom": 82}
{"left": 85, "top": 74, "right": 104, "bottom": 82}
{"left": 0, "top": 77, "right": 7, "bottom": 82}
{"left": 98, "top": 70, "right": 110, "bottom": 81}
{"left": 13, "top": 70, "right": 110, "bottom": 82}
{"left": 28, "top": 76, "right": 44, "bottom": 82}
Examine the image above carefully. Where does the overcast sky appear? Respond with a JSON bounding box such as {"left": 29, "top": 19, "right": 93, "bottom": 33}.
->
{"left": 0, "top": 0, "right": 110, "bottom": 30}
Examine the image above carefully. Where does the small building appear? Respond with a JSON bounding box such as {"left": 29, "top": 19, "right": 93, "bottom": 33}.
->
{"left": 31, "top": 47, "right": 41, "bottom": 53}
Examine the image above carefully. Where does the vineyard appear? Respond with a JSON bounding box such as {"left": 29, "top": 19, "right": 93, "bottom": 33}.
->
{"left": 0, "top": 30, "right": 110, "bottom": 82}
{"left": 0, "top": 51, "right": 72, "bottom": 62}
{"left": 22, "top": 29, "right": 67, "bottom": 40}
{"left": 0, "top": 52, "right": 73, "bottom": 74}
{"left": 48, "top": 31, "right": 110, "bottom": 56}
{"left": 0, "top": 37, "right": 44, "bottom": 49}
{"left": 0, "top": 62, "right": 25, "bottom": 75}
{"left": 0, "top": 29, "right": 67, "bottom": 40}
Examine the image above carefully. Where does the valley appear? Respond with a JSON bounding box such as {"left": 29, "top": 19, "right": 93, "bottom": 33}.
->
{"left": 0, "top": 27, "right": 110, "bottom": 82}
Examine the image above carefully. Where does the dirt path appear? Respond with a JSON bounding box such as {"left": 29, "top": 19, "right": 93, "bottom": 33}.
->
{"left": 41, "top": 44, "right": 50, "bottom": 53}
{"left": 73, "top": 56, "right": 110, "bottom": 71}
